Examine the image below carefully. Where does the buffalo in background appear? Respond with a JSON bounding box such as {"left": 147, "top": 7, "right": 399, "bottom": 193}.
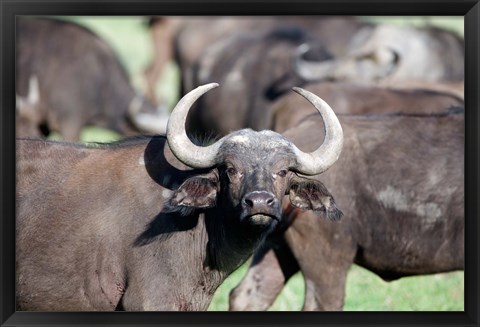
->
{"left": 173, "top": 16, "right": 370, "bottom": 137}
{"left": 16, "top": 17, "right": 169, "bottom": 141}
{"left": 144, "top": 17, "right": 464, "bottom": 129}
{"left": 141, "top": 17, "right": 465, "bottom": 136}
{"left": 295, "top": 24, "right": 464, "bottom": 95}
{"left": 229, "top": 83, "right": 464, "bottom": 311}
{"left": 269, "top": 81, "right": 464, "bottom": 133}
{"left": 173, "top": 16, "right": 369, "bottom": 95}
{"left": 153, "top": 17, "right": 464, "bottom": 140}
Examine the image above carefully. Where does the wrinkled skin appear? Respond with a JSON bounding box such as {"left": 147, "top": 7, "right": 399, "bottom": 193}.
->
{"left": 230, "top": 111, "right": 464, "bottom": 311}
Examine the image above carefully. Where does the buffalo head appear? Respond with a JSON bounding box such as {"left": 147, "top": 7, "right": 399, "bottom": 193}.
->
{"left": 165, "top": 83, "right": 344, "bottom": 228}
{"left": 295, "top": 24, "right": 464, "bottom": 84}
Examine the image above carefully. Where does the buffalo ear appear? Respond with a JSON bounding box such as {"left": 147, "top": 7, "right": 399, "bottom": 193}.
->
{"left": 166, "top": 172, "right": 219, "bottom": 215}
{"left": 288, "top": 176, "right": 343, "bottom": 221}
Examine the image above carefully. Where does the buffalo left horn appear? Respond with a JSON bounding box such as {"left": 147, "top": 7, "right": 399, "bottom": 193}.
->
{"left": 167, "top": 83, "right": 225, "bottom": 168}
{"left": 290, "top": 87, "right": 343, "bottom": 175}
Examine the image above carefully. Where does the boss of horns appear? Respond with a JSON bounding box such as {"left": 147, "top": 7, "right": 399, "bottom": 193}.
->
{"left": 166, "top": 83, "right": 343, "bottom": 176}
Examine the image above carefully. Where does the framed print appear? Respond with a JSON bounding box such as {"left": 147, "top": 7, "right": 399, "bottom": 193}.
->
{"left": 1, "top": 1, "right": 478, "bottom": 326}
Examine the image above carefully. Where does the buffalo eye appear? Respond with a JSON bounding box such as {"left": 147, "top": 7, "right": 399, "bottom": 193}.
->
{"left": 226, "top": 166, "right": 242, "bottom": 181}
{"left": 226, "top": 167, "right": 237, "bottom": 177}
{"left": 277, "top": 169, "right": 288, "bottom": 178}
{"left": 273, "top": 169, "right": 288, "bottom": 179}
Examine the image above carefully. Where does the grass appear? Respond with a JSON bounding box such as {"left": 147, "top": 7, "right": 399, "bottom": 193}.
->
{"left": 208, "top": 262, "right": 306, "bottom": 311}
{"left": 343, "top": 266, "right": 464, "bottom": 311}
{"left": 48, "top": 127, "right": 121, "bottom": 143}
{"left": 46, "top": 16, "right": 464, "bottom": 312}
{"left": 208, "top": 263, "right": 464, "bottom": 311}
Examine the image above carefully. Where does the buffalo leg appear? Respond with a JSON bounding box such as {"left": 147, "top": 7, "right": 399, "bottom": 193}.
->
{"left": 144, "top": 17, "right": 178, "bottom": 105}
{"left": 58, "top": 121, "right": 82, "bottom": 142}
{"left": 284, "top": 215, "right": 356, "bottom": 311}
{"left": 229, "top": 237, "right": 299, "bottom": 311}
{"left": 301, "top": 265, "right": 351, "bottom": 311}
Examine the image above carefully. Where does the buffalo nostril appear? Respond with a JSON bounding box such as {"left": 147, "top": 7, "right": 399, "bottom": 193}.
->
{"left": 243, "top": 191, "right": 277, "bottom": 209}
{"left": 244, "top": 198, "right": 254, "bottom": 208}
{"left": 266, "top": 197, "right": 275, "bottom": 207}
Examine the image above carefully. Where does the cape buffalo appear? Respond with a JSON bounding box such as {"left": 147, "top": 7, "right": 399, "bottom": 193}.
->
{"left": 295, "top": 24, "right": 464, "bottom": 85}
{"left": 16, "top": 17, "right": 169, "bottom": 141}
{"left": 187, "top": 27, "right": 329, "bottom": 138}
{"left": 16, "top": 84, "right": 344, "bottom": 311}
{"left": 268, "top": 81, "right": 464, "bottom": 133}
{"left": 186, "top": 23, "right": 368, "bottom": 138}
{"left": 172, "top": 16, "right": 369, "bottom": 99}
{"left": 229, "top": 108, "right": 464, "bottom": 311}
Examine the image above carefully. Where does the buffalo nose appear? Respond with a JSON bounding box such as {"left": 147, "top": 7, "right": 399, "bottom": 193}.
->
{"left": 242, "top": 191, "right": 277, "bottom": 209}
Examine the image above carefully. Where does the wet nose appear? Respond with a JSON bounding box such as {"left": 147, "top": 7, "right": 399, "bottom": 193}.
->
{"left": 242, "top": 191, "right": 277, "bottom": 210}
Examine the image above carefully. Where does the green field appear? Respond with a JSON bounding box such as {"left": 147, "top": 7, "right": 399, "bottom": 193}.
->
{"left": 51, "top": 16, "right": 464, "bottom": 311}
{"left": 209, "top": 263, "right": 463, "bottom": 311}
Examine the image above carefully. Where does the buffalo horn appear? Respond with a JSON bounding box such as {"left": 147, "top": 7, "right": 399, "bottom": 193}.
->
{"left": 167, "top": 83, "right": 224, "bottom": 168}
{"left": 290, "top": 87, "right": 343, "bottom": 175}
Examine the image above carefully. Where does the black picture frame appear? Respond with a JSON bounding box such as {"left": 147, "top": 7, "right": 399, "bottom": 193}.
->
{"left": 1, "top": 1, "right": 479, "bottom": 326}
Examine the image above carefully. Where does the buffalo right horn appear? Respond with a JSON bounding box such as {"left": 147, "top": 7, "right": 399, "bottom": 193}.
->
{"left": 167, "top": 83, "right": 225, "bottom": 168}
{"left": 290, "top": 87, "right": 343, "bottom": 175}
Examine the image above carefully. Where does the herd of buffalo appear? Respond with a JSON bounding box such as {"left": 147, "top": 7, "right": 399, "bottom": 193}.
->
{"left": 15, "top": 16, "right": 464, "bottom": 311}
